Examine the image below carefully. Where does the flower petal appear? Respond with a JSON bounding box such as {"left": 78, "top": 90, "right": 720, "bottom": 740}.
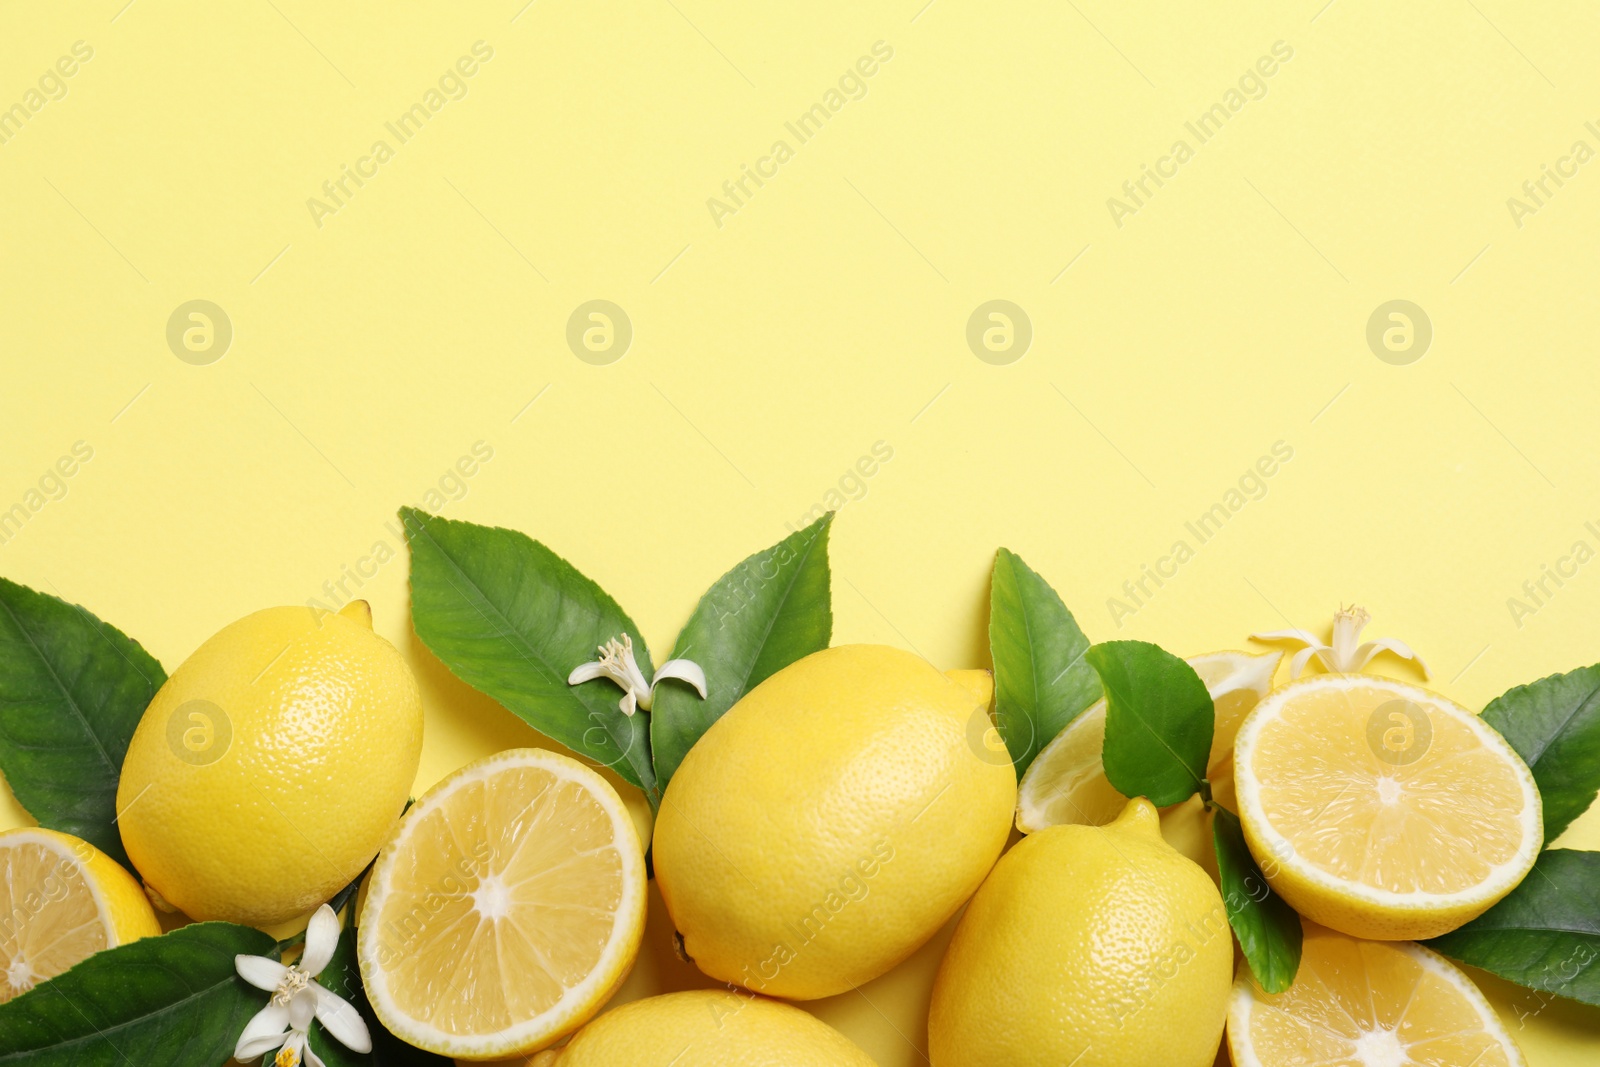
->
{"left": 1288, "top": 645, "right": 1323, "bottom": 679}
{"left": 619, "top": 648, "right": 652, "bottom": 696}
{"left": 234, "top": 1002, "right": 291, "bottom": 1060}
{"left": 300, "top": 904, "right": 341, "bottom": 977}
{"left": 313, "top": 984, "right": 374, "bottom": 1053}
{"left": 1354, "top": 638, "right": 1429, "bottom": 678}
{"left": 236, "top": 954, "right": 290, "bottom": 992}
{"left": 1251, "top": 628, "right": 1324, "bottom": 647}
{"left": 568, "top": 660, "right": 615, "bottom": 687}
{"left": 303, "top": 1042, "right": 326, "bottom": 1067}
{"left": 652, "top": 659, "right": 708, "bottom": 700}
{"left": 289, "top": 987, "right": 318, "bottom": 1031}
{"left": 618, "top": 689, "right": 638, "bottom": 717}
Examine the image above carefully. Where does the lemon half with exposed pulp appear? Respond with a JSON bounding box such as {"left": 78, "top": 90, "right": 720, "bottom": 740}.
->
{"left": 357, "top": 748, "right": 646, "bottom": 1060}
{"left": 0, "top": 827, "right": 159, "bottom": 1003}
{"left": 1229, "top": 924, "right": 1526, "bottom": 1067}
{"left": 1234, "top": 673, "right": 1541, "bottom": 940}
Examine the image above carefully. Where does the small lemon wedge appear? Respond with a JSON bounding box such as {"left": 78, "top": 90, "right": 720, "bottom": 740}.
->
{"left": 0, "top": 827, "right": 159, "bottom": 1003}
{"left": 1016, "top": 649, "right": 1281, "bottom": 832}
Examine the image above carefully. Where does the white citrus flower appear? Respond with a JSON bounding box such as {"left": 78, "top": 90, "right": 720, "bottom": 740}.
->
{"left": 568, "top": 633, "right": 706, "bottom": 716}
{"left": 233, "top": 904, "right": 372, "bottom": 1067}
{"left": 1253, "top": 605, "right": 1428, "bottom": 680}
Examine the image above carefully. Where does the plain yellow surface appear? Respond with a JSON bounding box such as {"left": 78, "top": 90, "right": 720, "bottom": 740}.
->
{"left": 2, "top": 1, "right": 1597, "bottom": 1063}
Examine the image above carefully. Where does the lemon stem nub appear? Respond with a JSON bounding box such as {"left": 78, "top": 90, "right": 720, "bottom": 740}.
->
{"left": 1252, "top": 605, "right": 1428, "bottom": 680}
{"left": 568, "top": 634, "right": 707, "bottom": 716}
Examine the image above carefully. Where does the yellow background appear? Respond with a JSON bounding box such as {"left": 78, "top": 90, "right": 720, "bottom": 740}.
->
{"left": 3, "top": 0, "right": 1599, "bottom": 1063}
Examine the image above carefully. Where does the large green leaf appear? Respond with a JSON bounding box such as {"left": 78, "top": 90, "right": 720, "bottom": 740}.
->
{"left": 0, "top": 922, "right": 275, "bottom": 1065}
{"left": 1213, "top": 807, "right": 1302, "bottom": 994}
{"left": 988, "top": 549, "right": 1100, "bottom": 774}
{"left": 1427, "top": 850, "right": 1600, "bottom": 1006}
{"left": 402, "top": 508, "right": 655, "bottom": 795}
{"left": 0, "top": 578, "right": 165, "bottom": 867}
{"left": 650, "top": 515, "right": 832, "bottom": 789}
{"left": 1482, "top": 666, "right": 1600, "bottom": 842}
{"left": 311, "top": 910, "right": 451, "bottom": 1067}
{"left": 1087, "top": 640, "right": 1213, "bottom": 807}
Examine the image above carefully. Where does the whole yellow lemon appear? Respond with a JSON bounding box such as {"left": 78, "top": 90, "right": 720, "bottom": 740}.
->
{"left": 929, "top": 798, "right": 1232, "bottom": 1067}
{"left": 116, "top": 601, "right": 422, "bottom": 927}
{"left": 549, "top": 990, "right": 877, "bottom": 1066}
{"left": 653, "top": 644, "right": 1016, "bottom": 1000}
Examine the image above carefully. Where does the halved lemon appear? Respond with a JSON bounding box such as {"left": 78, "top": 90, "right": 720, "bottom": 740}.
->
{"left": 1234, "top": 674, "right": 1541, "bottom": 941}
{"left": 356, "top": 748, "right": 647, "bottom": 1059}
{"left": 1229, "top": 924, "right": 1526, "bottom": 1067}
{"left": 1016, "top": 649, "right": 1281, "bottom": 832}
{"left": 0, "top": 827, "right": 160, "bottom": 1003}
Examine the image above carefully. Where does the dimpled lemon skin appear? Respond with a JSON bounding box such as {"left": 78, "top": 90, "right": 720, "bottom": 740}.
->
{"left": 550, "top": 991, "right": 878, "bottom": 1067}
{"left": 653, "top": 645, "right": 1015, "bottom": 1001}
{"left": 929, "top": 799, "right": 1232, "bottom": 1067}
{"left": 116, "top": 604, "right": 422, "bottom": 928}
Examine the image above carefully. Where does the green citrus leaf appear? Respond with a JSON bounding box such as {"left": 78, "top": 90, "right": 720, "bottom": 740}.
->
{"left": 0, "top": 578, "right": 165, "bottom": 867}
{"left": 0, "top": 922, "right": 275, "bottom": 1065}
{"left": 401, "top": 508, "right": 654, "bottom": 796}
{"left": 988, "top": 549, "right": 1100, "bottom": 775}
{"left": 1426, "top": 849, "right": 1600, "bottom": 1006}
{"left": 1087, "top": 640, "right": 1212, "bottom": 807}
{"left": 1213, "top": 806, "right": 1302, "bottom": 994}
{"left": 650, "top": 515, "right": 832, "bottom": 790}
{"left": 1481, "top": 666, "right": 1600, "bottom": 842}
